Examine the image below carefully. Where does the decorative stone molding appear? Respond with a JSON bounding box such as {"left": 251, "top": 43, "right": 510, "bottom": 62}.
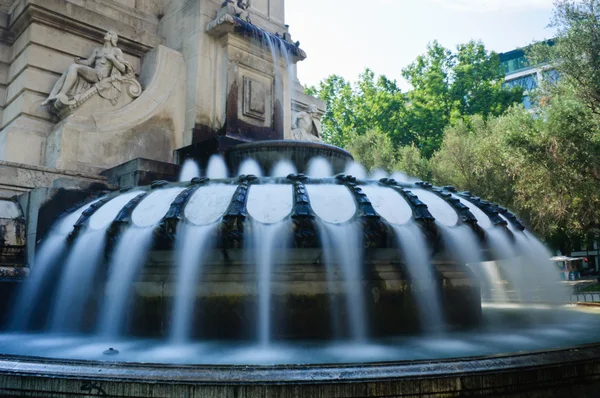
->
{"left": 48, "top": 75, "right": 142, "bottom": 120}
{"left": 206, "top": 7, "right": 306, "bottom": 62}
{"left": 8, "top": 0, "right": 158, "bottom": 56}
{"left": 243, "top": 76, "right": 267, "bottom": 121}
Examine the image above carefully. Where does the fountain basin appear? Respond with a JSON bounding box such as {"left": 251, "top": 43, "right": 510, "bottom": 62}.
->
{"left": 11, "top": 174, "right": 539, "bottom": 340}
{"left": 108, "top": 258, "right": 481, "bottom": 339}
{"left": 1, "top": 335, "right": 600, "bottom": 397}
{"left": 226, "top": 140, "right": 354, "bottom": 175}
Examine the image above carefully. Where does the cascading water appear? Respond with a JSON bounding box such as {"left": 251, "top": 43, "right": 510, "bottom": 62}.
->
{"left": 519, "top": 231, "right": 568, "bottom": 303}
{"left": 307, "top": 157, "right": 333, "bottom": 178}
{"left": 98, "top": 187, "right": 185, "bottom": 337}
{"left": 344, "top": 162, "right": 367, "bottom": 180}
{"left": 369, "top": 169, "right": 388, "bottom": 181}
{"left": 362, "top": 184, "right": 444, "bottom": 333}
{"left": 319, "top": 222, "right": 368, "bottom": 342}
{"left": 10, "top": 200, "right": 100, "bottom": 330}
{"left": 49, "top": 191, "right": 145, "bottom": 332}
{"left": 2, "top": 150, "right": 585, "bottom": 368}
{"left": 393, "top": 223, "right": 445, "bottom": 334}
{"left": 250, "top": 221, "right": 288, "bottom": 345}
{"left": 97, "top": 227, "right": 156, "bottom": 337}
{"left": 305, "top": 183, "right": 367, "bottom": 341}
{"left": 238, "top": 159, "right": 263, "bottom": 177}
{"left": 271, "top": 160, "right": 297, "bottom": 177}
{"left": 170, "top": 224, "right": 217, "bottom": 343}
{"left": 452, "top": 196, "right": 513, "bottom": 301}
{"left": 50, "top": 228, "right": 108, "bottom": 332}
{"left": 485, "top": 228, "right": 522, "bottom": 301}
{"left": 179, "top": 159, "right": 201, "bottom": 182}
{"left": 206, "top": 155, "right": 228, "bottom": 179}
{"left": 246, "top": 184, "right": 293, "bottom": 345}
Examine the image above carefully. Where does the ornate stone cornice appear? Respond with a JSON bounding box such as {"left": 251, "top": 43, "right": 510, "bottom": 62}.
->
{"left": 9, "top": 1, "right": 158, "bottom": 57}
{"left": 206, "top": 12, "right": 307, "bottom": 62}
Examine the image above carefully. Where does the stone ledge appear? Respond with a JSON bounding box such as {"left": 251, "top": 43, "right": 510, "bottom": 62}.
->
{"left": 206, "top": 13, "right": 306, "bottom": 62}
{"left": 1, "top": 343, "right": 600, "bottom": 397}
{"left": 100, "top": 158, "right": 181, "bottom": 189}
{"left": 9, "top": 0, "right": 160, "bottom": 57}
{"left": 0, "top": 160, "right": 110, "bottom": 198}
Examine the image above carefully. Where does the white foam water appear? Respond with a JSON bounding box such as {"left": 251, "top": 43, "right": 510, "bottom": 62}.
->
{"left": 393, "top": 223, "right": 445, "bottom": 334}
{"left": 10, "top": 200, "right": 102, "bottom": 330}
{"left": 411, "top": 189, "right": 458, "bottom": 227}
{"left": 185, "top": 184, "right": 238, "bottom": 225}
{"left": 360, "top": 185, "right": 412, "bottom": 225}
{"left": 206, "top": 155, "right": 228, "bottom": 179}
{"left": 249, "top": 220, "right": 290, "bottom": 346}
{"left": 306, "top": 185, "right": 356, "bottom": 224}
{"left": 132, "top": 188, "right": 185, "bottom": 228}
{"left": 98, "top": 227, "right": 156, "bottom": 337}
{"left": 88, "top": 191, "right": 144, "bottom": 230}
{"left": 319, "top": 222, "right": 368, "bottom": 342}
{"left": 344, "top": 162, "right": 367, "bottom": 179}
{"left": 170, "top": 223, "right": 217, "bottom": 343}
{"left": 307, "top": 157, "right": 333, "bottom": 178}
{"left": 50, "top": 227, "right": 108, "bottom": 332}
{"left": 179, "top": 159, "right": 200, "bottom": 182}
{"left": 271, "top": 160, "right": 297, "bottom": 177}
{"left": 247, "top": 184, "right": 293, "bottom": 224}
{"left": 238, "top": 159, "right": 263, "bottom": 177}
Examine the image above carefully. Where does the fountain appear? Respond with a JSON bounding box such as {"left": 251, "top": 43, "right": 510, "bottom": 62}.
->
{"left": 0, "top": 1, "right": 600, "bottom": 397}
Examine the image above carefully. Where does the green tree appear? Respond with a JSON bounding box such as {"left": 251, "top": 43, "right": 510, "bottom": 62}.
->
{"left": 539, "top": 0, "right": 600, "bottom": 115}
{"left": 504, "top": 85, "right": 600, "bottom": 237}
{"left": 431, "top": 114, "right": 518, "bottom": 209}
{"left": 396, "top": 145, "right": 431, "bottom": 181}
{"left": 312, "top": 41, "right": 521, "bottom": 158}
{"left": 311, "top": 75, "right": 355, "bottom": 147}
{"left": 312, "top": 71, "right": 407, "bottom": 148}
{"left": 403, "top": 41, "right": 523, "bottom": 158}
{"left": 345, "top": 129, "right": 397, "bottom": 172}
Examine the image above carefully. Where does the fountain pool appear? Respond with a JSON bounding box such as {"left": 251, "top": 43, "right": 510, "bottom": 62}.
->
{"left": 1, "top": 142, "right": 599, "bottom": 397}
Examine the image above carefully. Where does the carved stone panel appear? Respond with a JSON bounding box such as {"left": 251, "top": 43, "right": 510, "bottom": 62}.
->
{"left": 243, "top": 77, "right": 266, "bottom": 121}
{"left": 236, "top": 65, "right": 273, "bottom": 130}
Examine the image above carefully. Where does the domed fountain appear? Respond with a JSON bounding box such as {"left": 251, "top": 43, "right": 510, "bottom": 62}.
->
{"left": 3, "top": 140, "right": 600, "bottom": 397}
{"left": 1, "top": 0, "right": 600, "bottom": 396}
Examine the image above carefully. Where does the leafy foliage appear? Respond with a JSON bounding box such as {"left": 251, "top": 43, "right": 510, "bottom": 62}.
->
{"left": 544, "top": 0, "right": 600, "bottom": 115}
{"left": 345, "top": 129, "right": 397, "bottom": 172}
{"left": 312, "top": 41, "right": 522, "bottom": 158}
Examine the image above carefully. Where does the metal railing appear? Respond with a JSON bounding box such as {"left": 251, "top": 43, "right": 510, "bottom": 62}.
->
{"left": 570, "top": 293, "right": 600, "bottom": 303}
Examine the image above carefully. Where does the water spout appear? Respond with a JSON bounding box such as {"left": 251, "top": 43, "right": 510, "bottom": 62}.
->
{"left": 179, "top": 159, "right": 201, "bottom": 182}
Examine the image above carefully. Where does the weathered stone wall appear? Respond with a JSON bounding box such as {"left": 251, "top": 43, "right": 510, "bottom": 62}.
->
{"left": 0, "top": 0, "right": 320, "bottom": 175}
{"left": 0, "top": 0, "right": 162, "bottom": 169}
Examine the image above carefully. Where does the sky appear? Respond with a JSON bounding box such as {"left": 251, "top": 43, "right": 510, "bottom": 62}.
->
{"left": 285, "top": 0, "right": 557, "bottom": 90}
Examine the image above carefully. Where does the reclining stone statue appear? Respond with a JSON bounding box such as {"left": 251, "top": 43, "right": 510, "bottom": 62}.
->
{"left": 42, "top": 30, "right": 142, "bottom": 119}
{"left": 292, "top": 104, "right": 323, "bottom": 142}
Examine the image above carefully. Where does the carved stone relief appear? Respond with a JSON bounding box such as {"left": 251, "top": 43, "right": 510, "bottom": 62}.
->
{"left": 292, "top": 104, "right": 322, "bottom": 142}
{"left": 42, "top": 30, "right": 142, "bottom": 120}
{"left": 243, "top": 77, "right": 266, "bottom": 121}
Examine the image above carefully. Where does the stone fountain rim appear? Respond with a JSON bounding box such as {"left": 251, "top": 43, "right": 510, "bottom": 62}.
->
{"left": 225, "top": 140, "right": 354, "bottom": 159}
{"left": 1, "top": 342, "right": 600, "bottom": 385}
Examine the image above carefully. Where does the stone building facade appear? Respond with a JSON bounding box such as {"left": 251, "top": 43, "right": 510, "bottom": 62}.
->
{"left": 0, "top": 0, "right": 323, "bottom": 196}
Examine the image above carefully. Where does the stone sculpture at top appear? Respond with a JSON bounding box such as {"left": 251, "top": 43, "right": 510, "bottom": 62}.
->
{"left": 218, "top": 0, "right": 252, "bottom": 22}
{"left": 292, "top": 105, "right": 323, "bottom": 142}
{"left": 42, "top": 30, "right": 142, "bottom": 119}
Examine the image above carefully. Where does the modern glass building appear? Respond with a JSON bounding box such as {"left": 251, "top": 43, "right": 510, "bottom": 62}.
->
{"left": 499, "top": 40, "right": 557, "bottom": 110}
